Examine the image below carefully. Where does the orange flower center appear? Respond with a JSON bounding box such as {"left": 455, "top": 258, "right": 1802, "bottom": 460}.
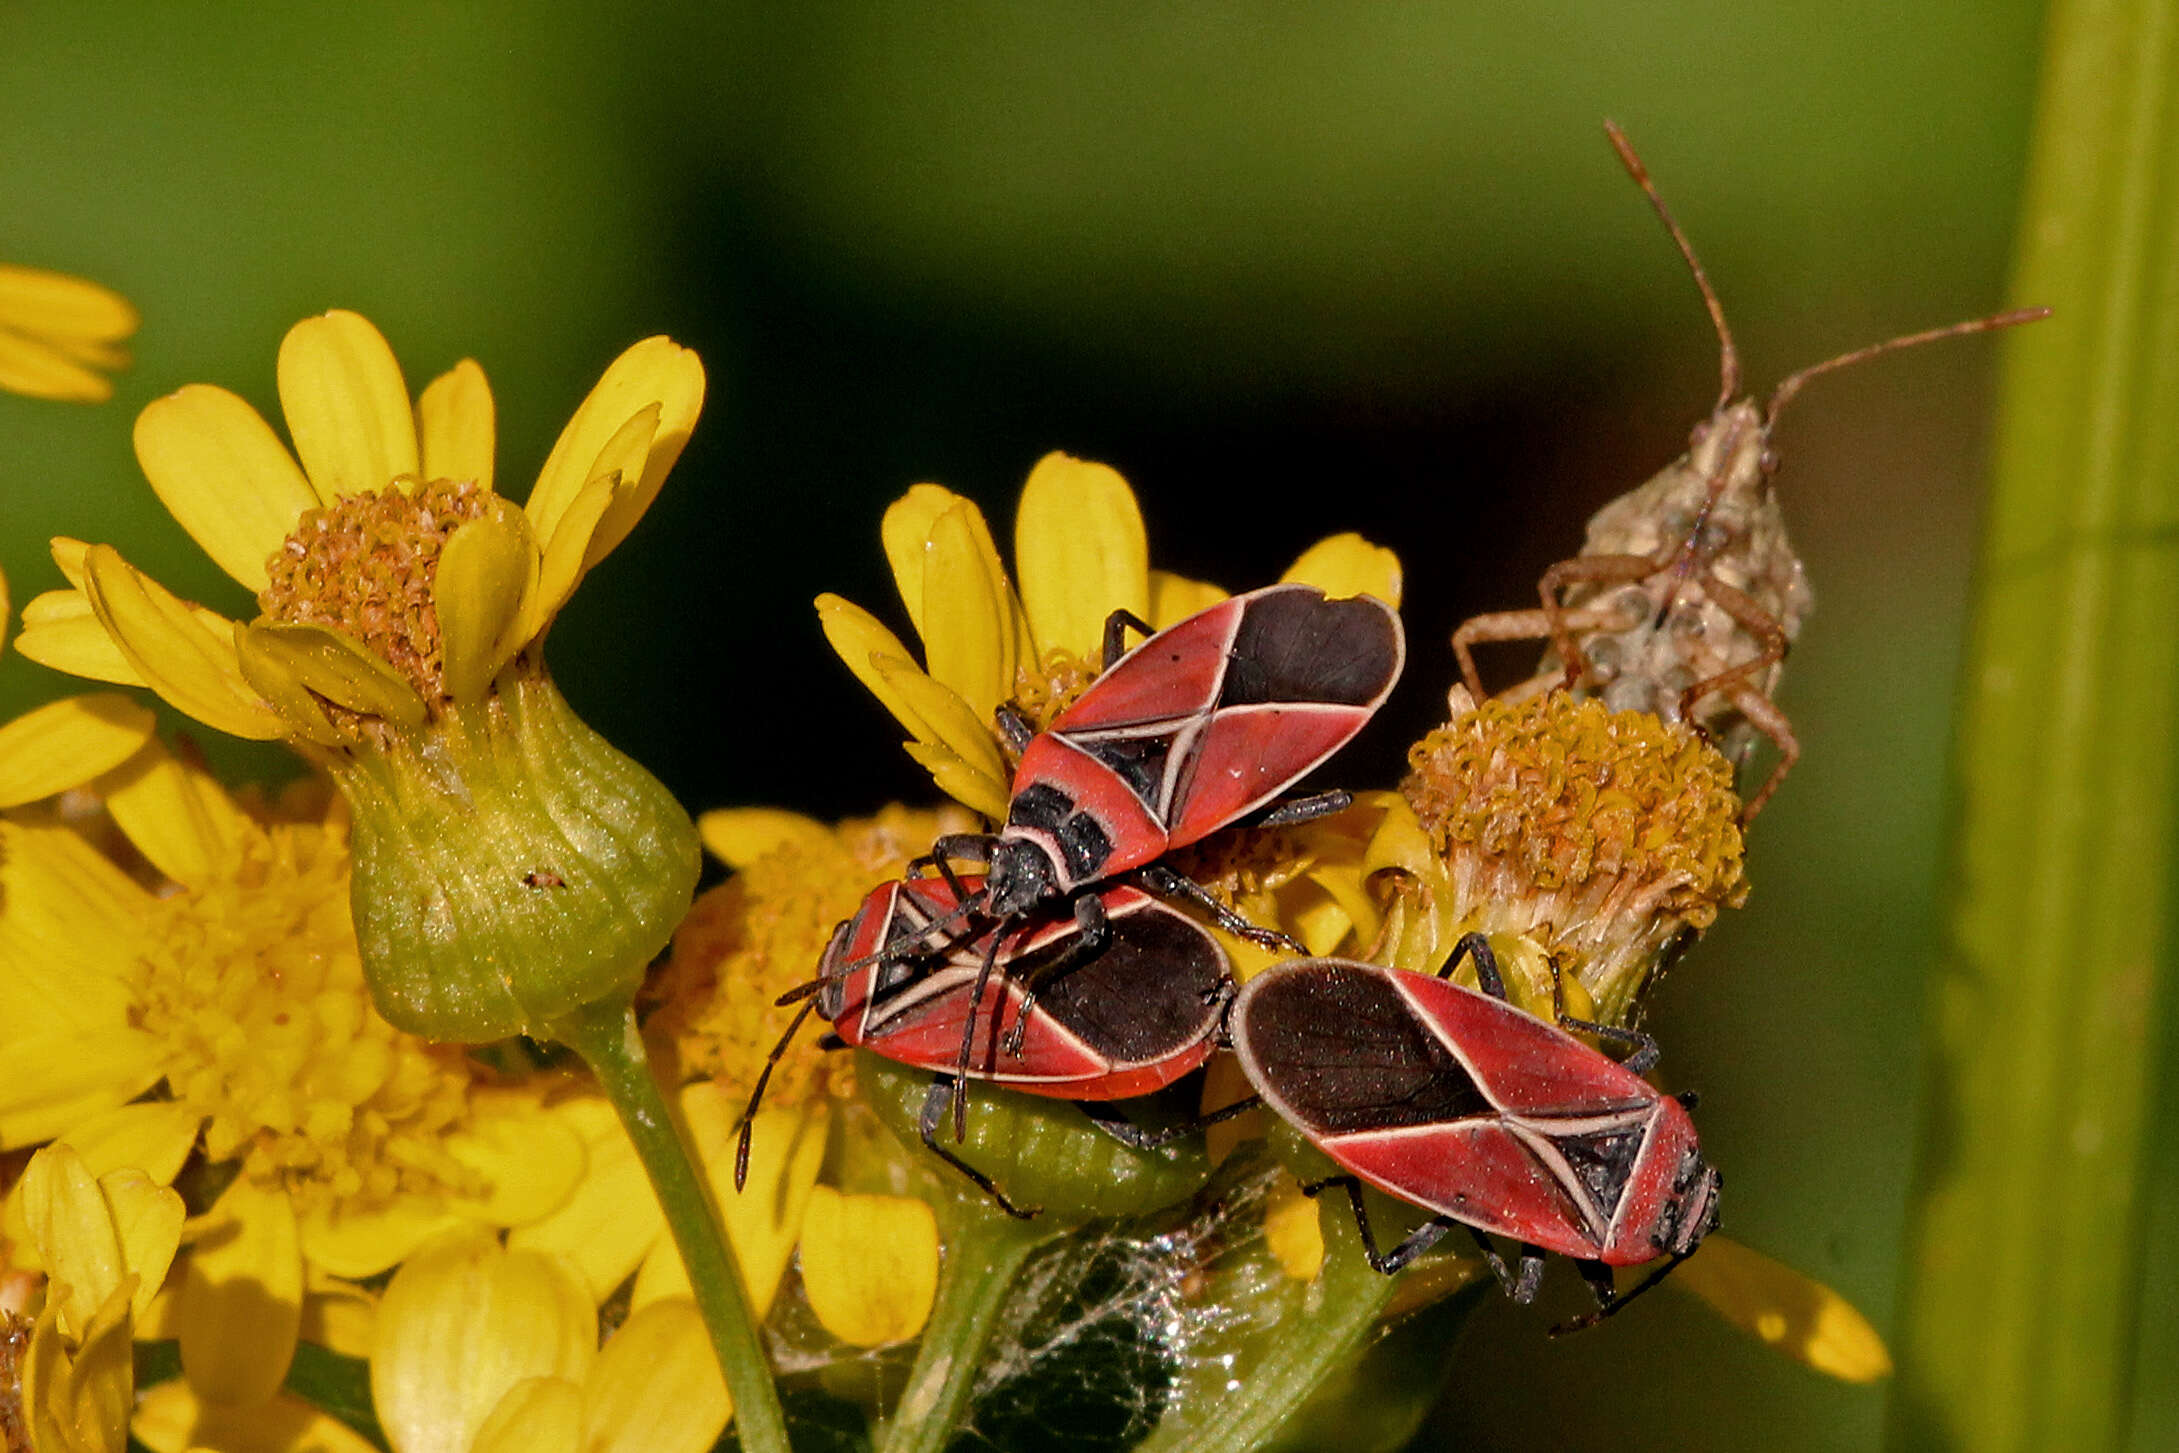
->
{"left": 258, "top": 478, "right": 489, "bottom": 698}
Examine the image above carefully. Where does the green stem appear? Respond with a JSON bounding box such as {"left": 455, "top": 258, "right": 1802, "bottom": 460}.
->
{"left": 878, "top": 1202, "right": 1055, "bottom": 1453}
{"left": 554, "top": 1001, "right": 792, "bottom": 1453}
{"left": 1890, "top": 0, "right": 2179, "bottom": 1447}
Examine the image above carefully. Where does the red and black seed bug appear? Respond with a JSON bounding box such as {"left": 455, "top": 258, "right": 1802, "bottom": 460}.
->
{"left": 911, "top": 581, "right": 1402, "bottom": 1037}
{"left": 1451, "top": 124, "right": 2047, "bottom": 819}
{"left": 1228, "top": 935, "right": 1720, "bottom": 1322}
{"left": 741, "top": 873, "right": 1241, "bottom": 1216}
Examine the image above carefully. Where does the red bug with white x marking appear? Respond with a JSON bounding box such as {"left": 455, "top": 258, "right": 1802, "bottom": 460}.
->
{"left": 919, "top": 581, "right": 1405, "bottom": 949}
{"left": 741, "top": 873, "right": 1237, "bottom": 1214}
{"left": 1229, "top": 935, "right": 1719, "bottom": 1318}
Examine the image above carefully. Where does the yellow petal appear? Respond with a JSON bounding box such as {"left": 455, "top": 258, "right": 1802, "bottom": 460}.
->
{"left": 441, "top": 1094, "right": 587, "bottom": 1229}
{"left": 580, "top": 405, "right": 664, "bottom": 570}
{"left": 815, "top": 593, "right": 933, "bottom": 741}
{"left": 473, "top": 1378, "right": 582, "bottom": 1453}
{"left": 1014, "top": 452, "right": 1150, "bottom": 661}
{"left": 131, "top": 1383, "right": 382, "bottom": 1453}
{"left": 900, "top": 740, "right": 1012, "bottom": 823}
{"left": 276, "top": 311, "right": 418, "bottom": 503}
{"left": 0, "top": 563, "right": 10, "bottom": 655}
{"left": 507, "top": 1099, "right": 663, "bottom": 1302}
{"left": 20, "top": 1144, "right": 127, "bottom": 1337}
{"left": 0, "top": 1030, "right": 166, "bottom": 1151}
{"left": 879, "top": 484, "right": 964, "bottom": 642}
{"left": 525, "top": 336, "right": 703, "bottom": 560}
{"left": 298, "top": 1271, "right": 378, "bottom": 1359}
{"left": 919, "top": 501, "right": 1017, "bottom": 726}
{"left": 0, "top": 263, "right": 137, "bottom": 343}
{"left": 522, "top": 469, "right": 623, "bottom": 641}
{"left": 237, "top": 622, "right": 428, "bottom": 729}
{"left": 0, "top": 1101, "right": 199, "bottom": 1276}
{"left": 1671, "top": 1236, "right": 1894, "bottom": 1383}
{"left": 179, "top": 1176, "right": 303, "bottom": 1405}
{"left": 0, "top": 693, "right": 155, "bottom": 807}
{"left": 416, "top": 359, "right": 496, "bottom": 492}
{"left": 297, "top": 1198, "right": 470, "bottom": 1282}
{"left": 1264, "top": 1173, "right": 1327, "bottom": 1281}
{"left": 873, "top": 655, "right": 1009, "bottom": 790}
{"left": 98, "top": 1168, "right": 186, "bottom": 1321}
{"left": 14, "top": 587, "right": 149, "bottom": 687}
{"left": 436, "top": 507, "right": 537, "bottom": 701}
{"left": 0, "top": 328, "right": 117, "bottom": 402}
{"left": 79, "top": 547, "right": 284, "bottom": 740}
{"left": 371, "top": 1228, "right": 596, "bottom": 1453}
{"left": 98, "top": 740, "right": 256, "bottom": 889}
{"left": 1148, "top": 570, "right": 1230, "bottom": 630}
{"left": 133, "top": 385, "right": 317, "bottom": 590}
{"left": 583, "top": 1299, "right": 731, "bottom": 1453}
{"left": 797, "top": 1188, "right": 939, "bottom": 1347}
{"left": 25, "top": 1284, "right": 135, "bottom": 1453}
{"left": 0, "top": 816, "right": 148, "bottom": 1030}
{"left": 229, "top": 629, "right": 341, "bottom": 745}
{"left": 632, "top": 1092, "right": 826, "bottom": 1321}
{"left": 696, "top": 808, "right": 835, "bottom": 871}
{"left": 1281, "top": 533, "right": 1403, "bottom": 609}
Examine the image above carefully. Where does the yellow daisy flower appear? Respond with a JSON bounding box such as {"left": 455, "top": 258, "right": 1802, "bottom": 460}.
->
{"left": 0, "top": 263, "right": 136, "bottom": 404}
{"left": 817, "top": 451, "right": 1402, "bottom": 820}
{"left": 523, "top": 805, "right": 952, "bottom": 1349}
{"left": 0, "top": 720, "right": 586, "bottom": 1406}
{"left": 10, "top": 308, "right": 705, "bottom": 1046}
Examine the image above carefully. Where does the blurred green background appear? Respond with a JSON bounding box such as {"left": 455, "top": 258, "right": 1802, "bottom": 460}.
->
{"left": 0, "top": 3, "right": 2057, "bottom": 1448}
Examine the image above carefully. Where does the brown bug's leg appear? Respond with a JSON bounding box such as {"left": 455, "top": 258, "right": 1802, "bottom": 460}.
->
{"left": 1536, "top": 552, "right": 1664, "bottom": 689}
{"left": 1675, "top": 571, "right": 1789, "bottom": 726}
{"left": 1136, "top": 862, "right": 1304, "bottom": 954}
{"left": 1452, "top": 601, "right": 1631, "bottom": 703}
{"left": 734, "top": 998, "right": 818, "bottom": 1190}
{"left": 993, "top": 701, "right": 1037, "bottom": 755}
{"left": 1000, "top": 891, "right": 1110, "bottom": 1057}
{"left": 1100, "top": 608, "right": 1158, "bottom": 670}
{"left": 1075, "top": 1094, "right": 1261, "bottom": 1151}
{"left": 918, "top": 1076, "right": 1038, "bottom": 1219}
{"left": 1437, "top": 931, "right": 1505, "bottom": 998}
{"left": 1726, "top": 686, "right": 1799, "bottom": 822}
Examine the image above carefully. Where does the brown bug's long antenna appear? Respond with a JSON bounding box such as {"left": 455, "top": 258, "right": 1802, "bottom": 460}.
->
{"left": 1605, "top": 120, "right": 1740, "bottom": 412}
{"left": 1766, "top": 307, "right": 2053, "bottom": 420}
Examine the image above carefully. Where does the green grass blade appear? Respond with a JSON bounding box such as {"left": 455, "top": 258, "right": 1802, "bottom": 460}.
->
{"left": 1889, "top": 0, "right": 2179, "bottom": 1448}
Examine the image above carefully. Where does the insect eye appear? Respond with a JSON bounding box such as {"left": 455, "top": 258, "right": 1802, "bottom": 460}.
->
{"left": 1759, "top": 447, "right": 1780, "bottom": 475}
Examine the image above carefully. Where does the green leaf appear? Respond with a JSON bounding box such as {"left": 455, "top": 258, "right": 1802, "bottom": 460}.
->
{"left": 1890, "top": 2, "right": 2179, "bottom": 1448}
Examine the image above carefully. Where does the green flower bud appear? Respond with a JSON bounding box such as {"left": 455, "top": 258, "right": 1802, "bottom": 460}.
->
{"left": 329, "top": 662, "right": 698, "bottom": 1041}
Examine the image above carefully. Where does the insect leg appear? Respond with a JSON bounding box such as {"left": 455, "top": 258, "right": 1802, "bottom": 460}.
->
{"left": 909, "top": 835, "right": 996, "bottom": 909}
{"left": 1537, "top": 552, "right": 1663, "bottom": 689}
{"left": 1722, "top": 685, "right": 1799, "bottom": 822}
{"left": 1101, "top": 608, "right": 1158, "bottom": 670}
{"left": 1136, "top": 862, "right": 1304, "bottom": 953}
{"left": 1437, "top": 932, "right": 1507, "bottom": 1000}
{"left": 1250, "top": 789, "right": 1353, "bottom": 829}
{"left": 918, "top": 1075, "right": 1038, "bottom": 1219}
{"left": 1302, "top": 1175, "right": 1459, "bottom": 1276}
{"left": 1452, "top": 601, "right": 1633, "bottom": 703}
{"left": 1558, "top": 1014, "right": 1661, "bottom": 1076}
{"left": 1075, "top": 1095, "right": 1262, "bottom": 1150}
{"left": 993, "top": 701, "right": 1037, "bottom": 755}
{"left": 1001, "top": 891, "right": 1111, "bottom": 1057}
{"left": 951, "top": 927, "right": 1008, "bottom": 1141}
{"left": 734, "top": 998, "right": 818, "bottom": 1191}
{"left": 1551, "top": 1250, "right": 1695, "bottom": 1335}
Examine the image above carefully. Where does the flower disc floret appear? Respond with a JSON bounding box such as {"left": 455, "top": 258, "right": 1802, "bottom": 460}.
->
{"left": 1401, "top": 691, "right": 1747, "bottom": 1020}
{"left": 259, "top": 477, "right": 489, "bottom": 703}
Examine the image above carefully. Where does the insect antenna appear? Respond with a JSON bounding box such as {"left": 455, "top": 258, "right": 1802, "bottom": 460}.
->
{"left": 1605, "top": 120, "right": 1740, "bottom": 412}
{"left": 734, "top": 996, "right": 819, "bottom": 1190}
{"left": 1766, "top": 306, "right": 2053, "bottom": 420}
{"left": 771, "top": 895, "right": 996, "bottom": 1008}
